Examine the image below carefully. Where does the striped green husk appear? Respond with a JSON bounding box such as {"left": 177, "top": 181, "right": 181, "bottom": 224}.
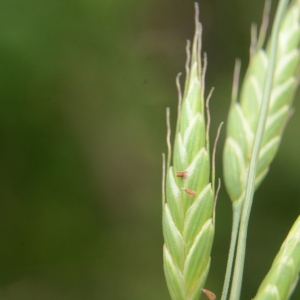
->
{"left": 223, "top": 0, "right": 300, "bottom": 203}
{"left": 253, "top": 215, "right": 300, "bottom": 300}
{"left": 163, "top": 6, "right": 215, "bottom": 300}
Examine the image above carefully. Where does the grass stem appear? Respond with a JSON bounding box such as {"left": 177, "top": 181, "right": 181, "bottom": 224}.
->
{"left": 220, "top": 200, "right": 242, "bottom": 300}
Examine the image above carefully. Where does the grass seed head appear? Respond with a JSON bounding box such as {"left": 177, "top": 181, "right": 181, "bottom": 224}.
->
{"left": 223, "top": 0, "right": 300, "bottom": 203}
{"left": 253, "top": 215, "right": 300, "bottom": 300}
{"left": 163, "top": 3, "right": 216, "bottom": 299}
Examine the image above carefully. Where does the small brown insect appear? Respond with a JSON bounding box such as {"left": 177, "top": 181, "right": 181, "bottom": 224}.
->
{"left": 176, "top": 170, "right": 188, "bottom": 178}
{"left": 183, "top": 188, "right": 196, "bottom": 197}
{"left": 202, "top": 289, "right": 216, "bottom": 300}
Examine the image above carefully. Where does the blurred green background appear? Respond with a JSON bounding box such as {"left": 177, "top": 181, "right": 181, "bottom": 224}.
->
{"left": 0, "top": 0, "right": 299, "bottom": 299}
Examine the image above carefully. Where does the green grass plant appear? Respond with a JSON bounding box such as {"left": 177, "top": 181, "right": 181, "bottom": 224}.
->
{"left": 162, "top": 0, "right": 300, "bottom": 299}
{"left": 223, "top": 0, "right": 300, "bottom": 207}
{"left": 162, "top": 4, "right": 218, "bottom": 299}
{"left": 224, "top": 0, "right": 300, "bottom": 299}
{"left": 253, "top": 216, "right": 300, "bottom": 300}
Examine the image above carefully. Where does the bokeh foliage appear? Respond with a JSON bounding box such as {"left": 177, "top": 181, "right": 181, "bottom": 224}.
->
{"left": 0, "top": 0, "right": 299, "bottom": 299}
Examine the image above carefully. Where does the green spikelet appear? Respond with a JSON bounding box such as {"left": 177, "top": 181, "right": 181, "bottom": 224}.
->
{"left": 223, "top": 0, "right": 300, "bottom": 203}
{"left": 162, "top": 4, "right": 216, "bottom": 300}
{"left": 253, "top": 215, "right": 300, "bottom": 300}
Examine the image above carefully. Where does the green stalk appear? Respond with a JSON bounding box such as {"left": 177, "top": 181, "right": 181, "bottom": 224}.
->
{"left": 220, "top": 201, "right": 242, "bottom": 300}
{"left": 229, "top": 0, "right": 290, "bottom": 299}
